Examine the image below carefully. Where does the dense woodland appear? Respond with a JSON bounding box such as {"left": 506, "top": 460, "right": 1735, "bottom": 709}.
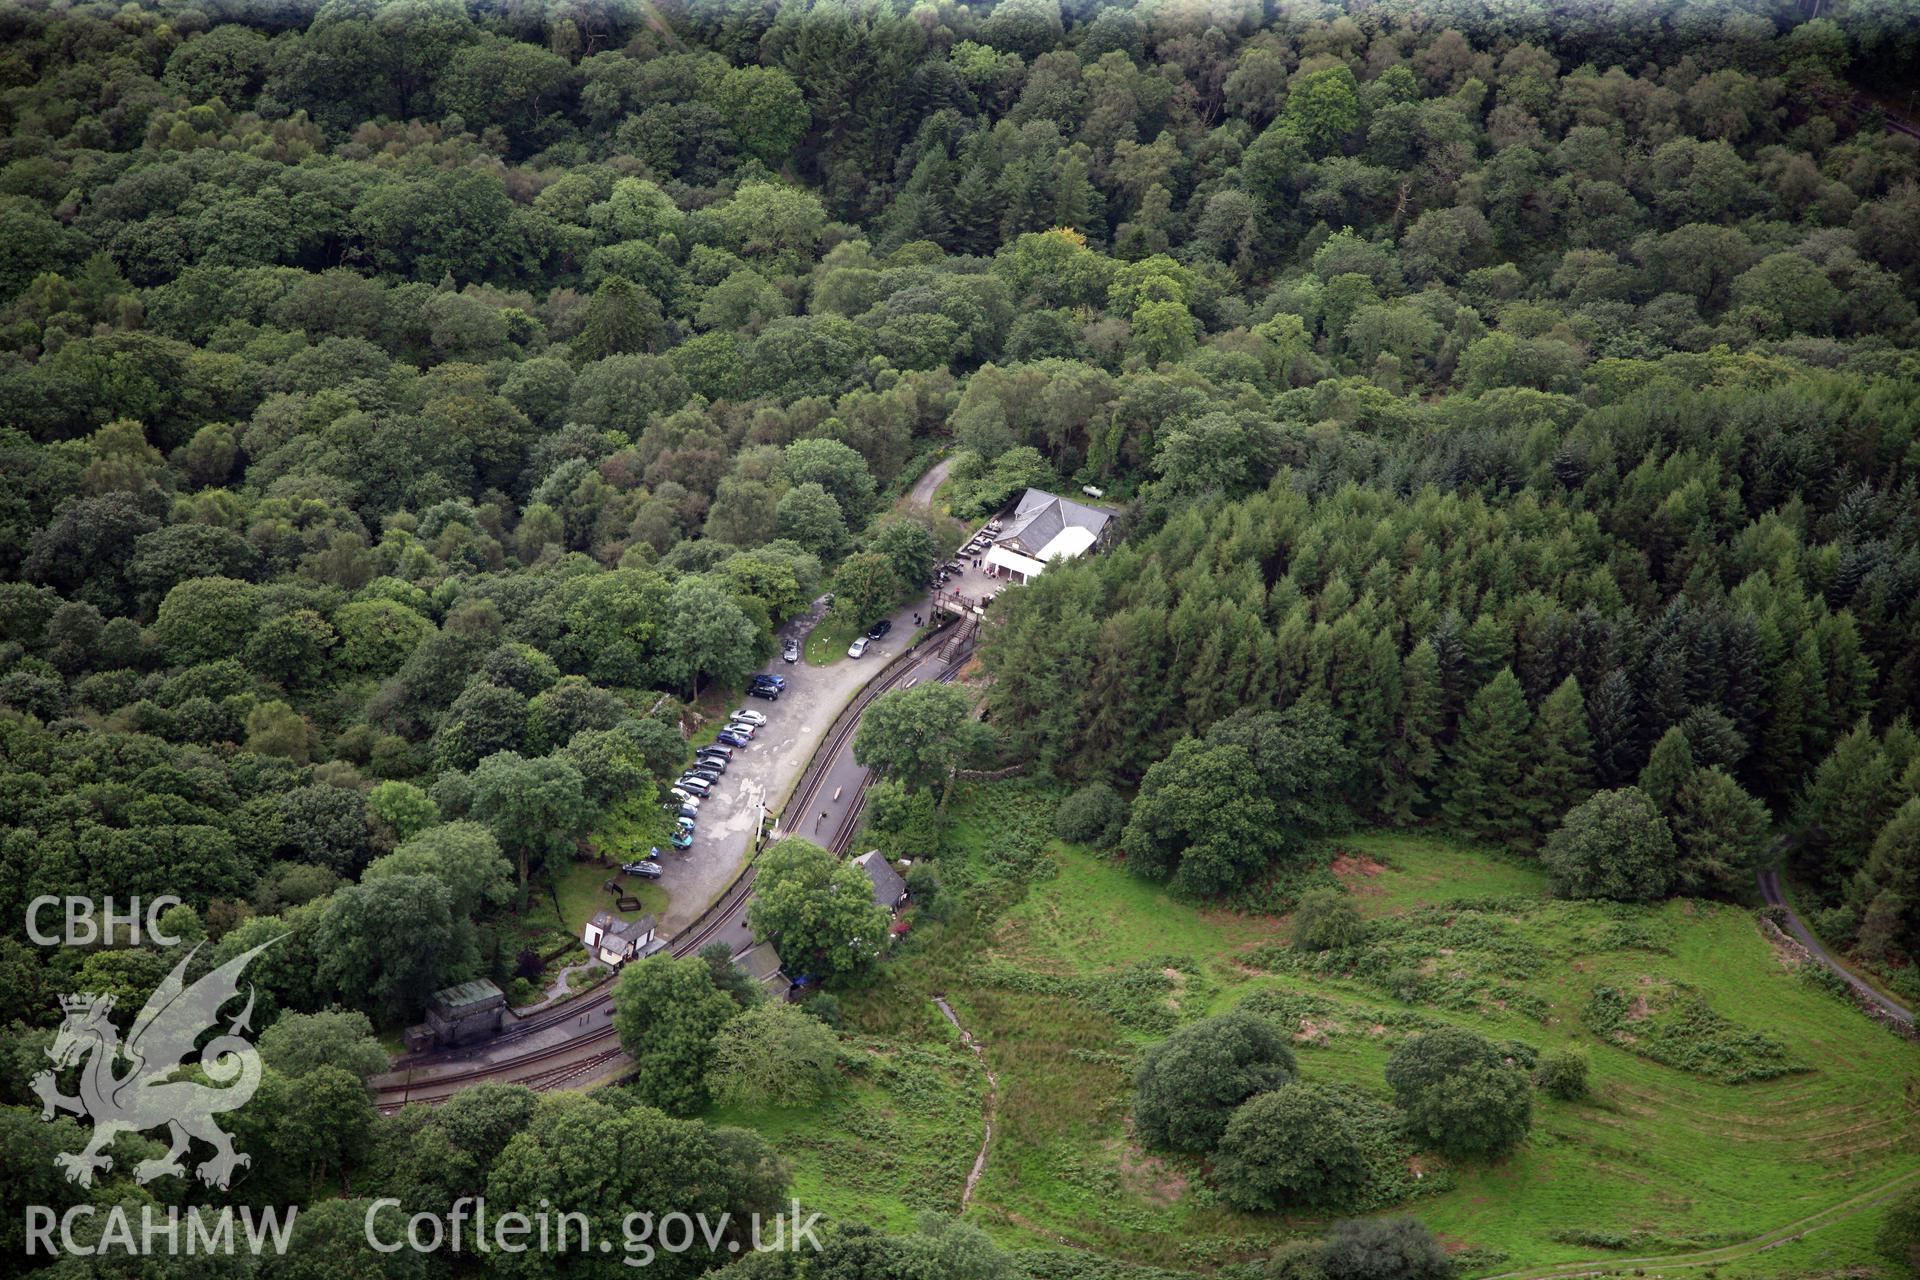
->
{"left": 4, "top": 0, "right": 1920, "bottom": 1272}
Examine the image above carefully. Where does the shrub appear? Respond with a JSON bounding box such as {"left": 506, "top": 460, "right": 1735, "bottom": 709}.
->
{"left": 1384, "top": 1026, "right": 1531, "bottom": 1159}
{"left": 1294, "top": 887, "right": 1368, "bottom": 951}
{"left": 1541, "top": 787, "right": 1676, "bottom": 902}
{"left": 1876, "top": 1184, "right": 1920, "bottom": 1277}
{"left": 1212, "top": 1083, "right": 1371, "bottom": 1210}
{"left": 801, "top": 991, "right": 842, "bottom": 1027}
{"left": 1319, "top": 1216, "right": 1453, "bottom": 1280}
{"left": 1889, "top": 967, "right": 1920, "bottom": 1007}
{"left": 1254, "top": 1240, "right": 1331, "bottom": 1280}
{"left": 1056, "top": 782, "right": 1127, "bottom": 846}
{"left": 1133, "top": 1008, "right": 1297, "bottom": 1152}
{"left": 1533, "top": 1048, "right": 1588, "bottom": 1100}
{"left": 905, "top": 862, "right": 943, "bottom": 918}
{"left": 707, "top": 1003, "right": 842, "bottom": 1107}
{"left": 1810, "top": 903, "right": 1858, "bottom": 948}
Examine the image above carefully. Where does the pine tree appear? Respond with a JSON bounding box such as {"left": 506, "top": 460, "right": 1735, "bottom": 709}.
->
{"left": 1757, "top": 634, "right": 1814, "bottom": 801}
{"left": 1522, "top": 675, "right": 1593, "bottom": 834}
{"left": 1795, "top": 719, "right": 1906, "bottom": 887}
{"left": 1331, "top": 622, "right": 1398, "bottom": 816}
{"left": 1462, "top": 612, "right": 1512, "bottom": 694}
{"left": 1588, "top": 667, "right": 1640, "bottom": 786}
{"left": 1639, "top": 725, "right": 1696, "bottom": 816}
{"left": 1850, "top": 797, "right": 1920, "bottom": 961}
{"left": 1381, "top": 638, "right": 1445, "bottom": 825}
{"left": 949, "top": 162, "right": 998, "bottom": 255}
{"left": 1671, "top": 767, "right": 1771, "bottom": 897}
{"left": 1051, "top": 152, "right": 1099, "bottom": 235}
{"left": 1427, "top": 611, "right": 1470, "bottom": 730}
{"left": 1723, "top": 612, "right": 1767, "bottom": 748}
{"left": 1442, "top": 668, "right": 1534, "bottom": 850}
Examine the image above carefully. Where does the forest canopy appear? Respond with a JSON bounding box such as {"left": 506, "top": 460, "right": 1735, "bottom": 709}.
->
{"left": 2, "top": 0, "right": 1920, "bottom": 1055}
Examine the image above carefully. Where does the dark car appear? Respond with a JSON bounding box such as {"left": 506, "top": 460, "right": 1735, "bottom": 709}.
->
{"left": 622, "top": 860, "right": 664, "bottom": 880}
{"left": 696, "top": 745, "right": 732, "bottom": 761}
{"left": 783, "top": 637, "right": 799, "bottom": 662}
{"left": 867, "top": 619, "right": 893, "bottom": 640}
{"left": 717, "top": 730, "right": 750, "bottom": 747}
{"left": 747, "top": 684, "right": 779, "bottom": 700}
{"left": 689, "top": 758, "right": 723, "bottom": 775}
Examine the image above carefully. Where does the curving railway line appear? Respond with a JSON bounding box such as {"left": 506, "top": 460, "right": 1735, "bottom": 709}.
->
{"left": 372, "top": 621, "right": 978, "bottom": 1112}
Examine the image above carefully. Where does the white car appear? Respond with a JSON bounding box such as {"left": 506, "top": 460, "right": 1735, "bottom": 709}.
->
{"left": 669, "top": 788, "right": 702, "bottom": 807}
{"left": 731, "top": 709, "right": 768, "bottom": 727}
{"left": 847, "top": 636, "right": 870, "bottom": 658}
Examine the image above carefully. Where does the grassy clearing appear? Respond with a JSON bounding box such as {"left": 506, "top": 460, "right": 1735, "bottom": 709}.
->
{"left": 806, "top": 615, "right": 865, "bottom": 666}
{"left": 706, "top": 1036, "right": 986, "bottom": 1231}
{"left": 724, "top": 782, "right": 1919, "bottom": 1276}
{"left": 536, "top": 851, "right": 667, "bottom": 939}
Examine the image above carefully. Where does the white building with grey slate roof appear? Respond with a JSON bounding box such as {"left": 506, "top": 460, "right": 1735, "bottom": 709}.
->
{"left": 982, "top": 488, "right": 1113, "bottom": 584}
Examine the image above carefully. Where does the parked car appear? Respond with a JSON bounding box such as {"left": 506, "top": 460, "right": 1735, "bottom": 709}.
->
{"left": 676, "top": 775, "right": 714, "bottom": 795}
{"left": 669, "top": 788, "right": 702, "bottom": 807}
{"left": 747, "top": 684, "right": 779, "bottom": 700}
{"left": 687, "top": 767, "right": 722, "bottom": 785}
{"left": 665, "top": 801, "right": 699, "bottom": 821}
{"left": 867, "top": 619, "right": 893, "bottom": 639}
{"left": 623, "top": 860, "right": 664, "bottom": 880}
{"left": 696, "top": 745, "right": 733, "bottom": 761}
{"left": 670, "top": 826, "right": 694, "bottom": 850}
{"left": 783, "top": 638, "right": 799, "bottom": 662}
{"left": 847, "top": 636, "right": 870, "bottom": 658}
{"left": 731, "top": 709, "right": 768, "bottom": 726}
{"left": 717, "top": 730, "right": 750, "bottom": 747}
{"left": 752, "top": 673, "right": 786, "bottom": 688}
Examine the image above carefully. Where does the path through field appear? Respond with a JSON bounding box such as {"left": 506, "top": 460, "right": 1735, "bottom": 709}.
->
{"left": 1481, "top": 1166, "right": 1920, "bottom": 1279}
{"left": 934, "top": 995, "right": 997, "bottom": 1211}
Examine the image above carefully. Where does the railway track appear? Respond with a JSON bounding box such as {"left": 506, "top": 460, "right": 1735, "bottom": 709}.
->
{"left": 374, "top": 628, "right": 979, "bottom": 1112}
{"left": 823, "top": 623, "right": 978, "bottom": 853}
{"left": 374, "top": 864, "right": 766, "bottom": 1112}
{"left": 823, "top": 653, "right": 970, "bottom": 853}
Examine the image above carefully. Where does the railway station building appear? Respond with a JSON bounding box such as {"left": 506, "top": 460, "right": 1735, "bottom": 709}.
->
{"left": 981, "top": 488, "right": 1113, "bottom": 586}
{"left": 584, "top": 911, "right": 663, "bottom": 967}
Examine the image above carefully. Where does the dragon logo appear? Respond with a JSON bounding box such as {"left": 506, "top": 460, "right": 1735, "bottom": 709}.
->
{"left": 32, "top": 940, "right": 275, "bottom": 1190}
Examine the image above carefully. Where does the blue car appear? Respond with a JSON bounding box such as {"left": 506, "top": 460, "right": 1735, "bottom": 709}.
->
{"left": 752, "top": 674, "right": 786, "bottom": 690}
{"left": 717, "top": 730, "right": 750, "bottom": 747}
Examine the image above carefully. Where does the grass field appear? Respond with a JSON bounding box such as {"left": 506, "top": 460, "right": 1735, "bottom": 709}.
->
{"left": 806, "top": 614, "right": 865, "bottom": 666}
{"left": 545, "top": 858, "right": 666, "bottom": 932}
{"left": 708, "top": 1036, "right": 987, "bottom": 1231}
{"left": 725, "top": 782, "right": 1919, "bottom": 1277}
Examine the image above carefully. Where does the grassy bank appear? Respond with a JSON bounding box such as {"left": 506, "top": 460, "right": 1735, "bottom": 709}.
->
{"left": 726, "top": 782, "right": 1919, "bottom": 1277}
